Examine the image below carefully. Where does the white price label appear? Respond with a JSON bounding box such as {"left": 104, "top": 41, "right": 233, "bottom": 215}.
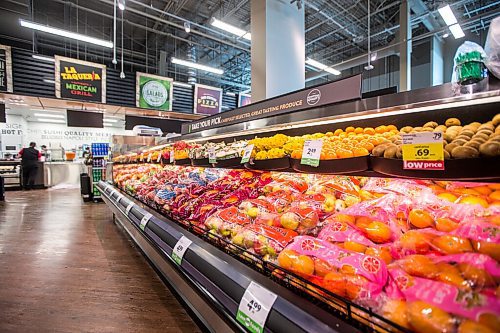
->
{"left": 236, "top": 282, "right": 277, "bottom": 333}
{"left": 241, "top": 144, "right": 254, "bottom": 164}
{"left": 125, "top": 202, "right": 134, "bottom": 216}
{"left": 110, "top": 189, "right": 117, "bottom": 197}
{"left": 147, "top": 153, "right": 152, "bottom": 162}
{"left": 157, "top": 153, "right": 162, "bottom": 163}
{"left": 140, "top": 213, "right": 153, "bottom": 231}
{"left": 170, "top": 151, "right": 175, "bottom": 163}
{"left": 208, "top": 148, "right": 216, "bottom": 164}
{"left": 116, "top": 194, "right": 124, "bottom": 203}
{"left": 171, "top": 236, "right": 192, "bottom": 265}
{"left": 300, "top": 139, "right": 323, "bottom": 167}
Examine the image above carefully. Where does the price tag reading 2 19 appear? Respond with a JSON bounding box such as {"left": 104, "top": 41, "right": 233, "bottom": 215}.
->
{"left": 402, "top": 132, "right": 444, "bottom": 170}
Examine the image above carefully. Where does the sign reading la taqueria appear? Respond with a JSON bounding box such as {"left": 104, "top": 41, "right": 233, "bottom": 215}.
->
{"left": 55, "top": 56, "right": 106, "bottom": 103}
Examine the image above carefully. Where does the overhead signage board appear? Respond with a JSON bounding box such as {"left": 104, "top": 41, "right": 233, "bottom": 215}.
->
{"left": 0, "top": 44, "right": 13, "bottom": 92}
{"left": 136, "top": 72, "right": 173, "bottom": 111}
{"left": 183, "top": 74, "right": 362, "bottom": 134}
{"left": 238, "top": 93, "right": 252, "bottom": 107}
{"left": 193, "top": 83, "right": 222, "bottom": 115}
{"left": 55, "top": 55, "right": 106, "bottom": 103}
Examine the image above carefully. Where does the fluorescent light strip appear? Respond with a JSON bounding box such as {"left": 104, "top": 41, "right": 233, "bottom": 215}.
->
{"left": 43, "top": 78, "right": 55, "bottom": 84}
{"left": 184, "top": 94, "right": 500, "bottom": 143}
{"left": 305, "top": 58, "right": 341, "bottom": 75}
{"left": 20, "top": 19, "right": 113, "bottom": 48}
{"left": 173, "top": 81, "right": 193, "bottom": 88}
{"left": 32, "top": 54, "right": 55, "bottom": 62}
{"left": 103, "top": 119, "right": 118, "bottom": 123}
{"left": 34, "top": 113, "right": 65, "bottom": 118}
{"left": 438, "top": 5, "right": 458, "bottom": 26}
{"left": 210, "top": 18, "right": 251, "bottom": 40}
{"left": 36, "top": 118, "right": 66, "bottom": 123}
{"left": 226, "top": 92, "right": 236, "bottom": 96}
{"left": 171, "top": 57, "right": 223, "bottom": 75}
{"left": 449, "top": 24, "right": 465, "bottom": 39}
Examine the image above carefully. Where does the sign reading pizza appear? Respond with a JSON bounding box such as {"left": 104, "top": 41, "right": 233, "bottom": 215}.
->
{"left": 194, "top": 84, "right": 222, "bottom": 115}
{"left": 136, "top": 72, "right": 173, "bottom": 111}
{"left": 55, "top": 56, "right": 106, "bottom": 103}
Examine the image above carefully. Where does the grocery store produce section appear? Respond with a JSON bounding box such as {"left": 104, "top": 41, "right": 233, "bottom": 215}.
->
{"left": 109, "top": 162, "right": 499, "bottom": 333}
{"left": 102, "top": 84, "right": 500, "bottom": 333}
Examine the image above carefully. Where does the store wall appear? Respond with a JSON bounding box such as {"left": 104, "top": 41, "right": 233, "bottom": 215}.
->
{"left": 25, "top": 122, "right": 130, "bottom": 150}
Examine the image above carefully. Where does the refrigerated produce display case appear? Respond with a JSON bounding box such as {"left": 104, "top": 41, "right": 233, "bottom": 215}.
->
{"left": 99, "top": 81, "right": 500, "bottom": 333}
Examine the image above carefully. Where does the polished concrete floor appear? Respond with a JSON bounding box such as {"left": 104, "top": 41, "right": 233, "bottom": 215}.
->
{"left": 0, "top": 189, "right": 201, "bottom": 332}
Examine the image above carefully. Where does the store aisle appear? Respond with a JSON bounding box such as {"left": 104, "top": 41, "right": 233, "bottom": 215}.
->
{"left": 0, "top": 189, "right": 202, "bottom": 333}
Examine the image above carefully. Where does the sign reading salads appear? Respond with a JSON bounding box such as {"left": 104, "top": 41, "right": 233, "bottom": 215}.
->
{"left": 136, "top": 72, "right": 173, "bottom": 111}
{"left": 55, "top": 56, "right": 106, "bottom": 103}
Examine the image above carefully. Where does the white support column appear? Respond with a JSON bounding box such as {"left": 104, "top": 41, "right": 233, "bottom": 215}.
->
{"left": 399, "top": 0, "right": 411, "bottom": 91}
{"left": 431, "top": 35, "right": 444, "bottom": 86}
{"left": 251, "top": 0, "right": 305, "bottom": 102}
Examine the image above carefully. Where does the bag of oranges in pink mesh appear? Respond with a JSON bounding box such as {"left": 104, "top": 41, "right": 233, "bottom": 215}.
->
{"left": 277, "top": 236, "right": 388, "bottom": 301}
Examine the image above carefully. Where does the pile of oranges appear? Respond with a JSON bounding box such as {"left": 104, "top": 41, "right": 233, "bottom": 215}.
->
{"left": 289, "top": 125, "right": 400, "bottom": 160}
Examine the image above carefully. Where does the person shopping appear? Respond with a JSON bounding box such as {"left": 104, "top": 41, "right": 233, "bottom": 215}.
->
{"left": 18, "top": 142, "right": 41, "bottom": 190}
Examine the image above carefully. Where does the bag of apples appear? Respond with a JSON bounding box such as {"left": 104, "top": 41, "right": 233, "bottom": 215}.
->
{"left": 204, "top": 206, "right": 251, "bottom": 239}
{"left": 279, "top": 206, "right": 321, "bottom": 235}
{"left": 278, "top": 236, "right": 388, "bottom": 301}
{"left": 231, "top": 224, "right": 297, "bottom": 261}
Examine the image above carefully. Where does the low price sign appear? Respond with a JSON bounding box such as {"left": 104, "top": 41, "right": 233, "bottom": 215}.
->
{"left": 236, "top": 282, "right": 277, "bottom": 333}
{"left": 402, "top": 132, "right": 444, "bottom": 170}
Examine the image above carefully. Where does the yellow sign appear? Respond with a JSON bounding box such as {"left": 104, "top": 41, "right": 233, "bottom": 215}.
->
{"left": 402, "top": 132, "right": 444, "bottom": 170}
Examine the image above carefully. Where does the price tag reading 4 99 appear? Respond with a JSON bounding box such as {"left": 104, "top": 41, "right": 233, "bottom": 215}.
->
{"left": 402, "top": 132, "right": 444, "bottom": 170}
{"left": 300, "top": 139, "right": 323, "bottom": 167}
{"left": 171, "top": 235, "right": 192, "bottom": 265}
{"left": 236, "top": 282, "right": 277, "bottom": 333}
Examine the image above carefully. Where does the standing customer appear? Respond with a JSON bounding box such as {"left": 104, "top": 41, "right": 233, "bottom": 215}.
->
{"left": 18, "top": 142, "right": 41, "bottom": 190}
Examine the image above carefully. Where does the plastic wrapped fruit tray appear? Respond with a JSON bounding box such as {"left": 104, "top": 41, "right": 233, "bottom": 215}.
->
{"left": 191, "top": 158, "right": 211, "bottom": 167}
{"left": 290, "top": 156, "right": 369, "bottom": 174}
{"left": 244, "top": 157, "right": 291, "bottom": 171}
{"left": 370, "top": 156, "right": 500, "bottom": 180}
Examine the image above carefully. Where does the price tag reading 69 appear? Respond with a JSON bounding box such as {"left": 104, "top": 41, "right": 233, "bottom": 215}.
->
{"left": 236, "top": 281, "right": 277, "bottom": 333}
{"left": 402, "top": 132, "right": 444, "bottom": 170}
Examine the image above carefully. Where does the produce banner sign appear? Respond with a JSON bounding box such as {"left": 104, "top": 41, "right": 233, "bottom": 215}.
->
{"left": 0, "top": 45, "right": 13, "bottom": 92}
{"left": 136, "top": 72, "right": 173, "bottom": 111}
{"left": 194, "top": 84, "right": 222, "bottom": 115}
{"left": 238, "top": 93, "right": 251, "bottom": 107}
{"left": 55, "top": 56, "right": 106, "bottom": 103}
{"left": 183, "top": 74, "right": 362, "bottom": 134}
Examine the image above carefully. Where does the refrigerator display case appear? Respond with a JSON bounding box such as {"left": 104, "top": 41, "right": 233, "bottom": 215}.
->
{"left": 99, "top": 81, "right": 500, "bottom": 333}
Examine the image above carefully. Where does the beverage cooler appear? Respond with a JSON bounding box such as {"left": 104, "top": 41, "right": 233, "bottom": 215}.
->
{"left": 99, "top": 81, "right": 500, "bottom": 333}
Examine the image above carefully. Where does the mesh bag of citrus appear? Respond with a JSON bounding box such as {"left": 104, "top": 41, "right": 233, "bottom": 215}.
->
{"left": 278, "top": 236, "right": 388, "bottom": 301}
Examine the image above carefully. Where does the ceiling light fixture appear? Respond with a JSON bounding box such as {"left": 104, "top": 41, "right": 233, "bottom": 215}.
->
{"left": 305, "top": 58, "right": 341, "bottom": 75}
{"left": 173, "top": 81, "right": 193, "bottom": 88}
{"left": 34, "top": 113, "right": 65, "bottom": 118}
{"left": 36, "top": 118, "right": 66, "bottom": 123}
{"left": 43, "top": 78, "right": 55, "bottom": 84}
{"left": 370, "top": 52, "right": 377, "bottom": 62}
{"left": 184, "top": 22, "right": 191, "bottom": 33}
{"left": 438, "top": 5, "right": 464, "bottom": 39}
{"left": 103, "top": 118, "right": 118, "bottom": 123}
{"left": 118, "top": 0, "right": 126, "bottom": 11}
{"left": 171, "top": 57, "right": 224, "bottom": 75}
{"left": 32, "top": 54, "right": 55, "bottom": 62}
{"left": 20, "top": 19, "right": 113, "bottom": 48}
{"left": 210, "top": 18, "right": 251, "bottom": 40}
{"left": 226, "top": 92, "right": 236, "bottom": 96}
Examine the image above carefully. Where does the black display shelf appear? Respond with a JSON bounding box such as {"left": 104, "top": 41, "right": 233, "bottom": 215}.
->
{"left": 98, "top": 181, "right": 412, "bottom": 333}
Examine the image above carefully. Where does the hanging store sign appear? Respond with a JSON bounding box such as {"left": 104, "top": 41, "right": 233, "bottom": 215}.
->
{"left": 183, "top": 74, "right": 362, "bottom": 134}
{"left": 0, "top": 45, "right": 13, "bottom": 92}
{"left": 136, "top": 72, "right": 173, "bottom": 111}
{"left": 55, "top": 56, "right": 106, "bottom": 103}
{"left": 238, "top": 93, "right": 251, "bottom": 107}
{"left": 193, "top": 84, "right": 222, "bottom": 115}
